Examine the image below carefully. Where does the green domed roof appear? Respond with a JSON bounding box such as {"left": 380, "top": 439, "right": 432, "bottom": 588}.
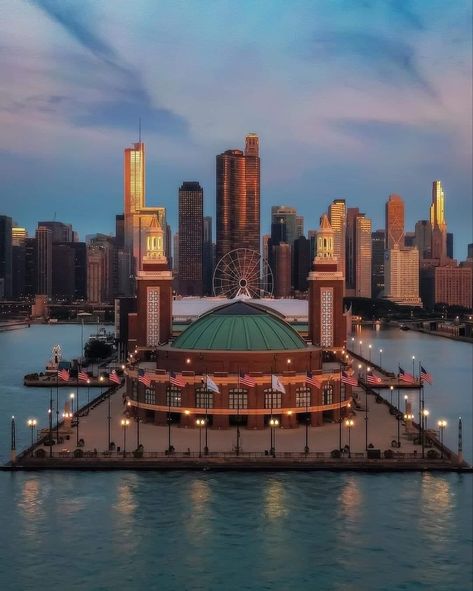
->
{"left": 172, "top": 301, "right": 306, "bottom": 351}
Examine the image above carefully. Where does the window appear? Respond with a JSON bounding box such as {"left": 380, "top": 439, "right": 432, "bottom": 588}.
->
{"left": 195, "top": 388, "right": 213, "bottom": 409}
{"left": 296, "top": 387, "right": 310, "bottom": 408}
{"left": 229, "top": 389, "right": 248, "bottom": 409}
{"left": 323, "top": 384, "right": 333, "bottom": 405}
{"left": 320, "top": 287, "right": 334, "bottom": 347}
{"left": 132, "top": 380, "right": 138, "bottom": 398}
{"left": 264, "top": 389, "right": 282, "bottom": 409}
{"left": 144, "top": 388, "right": 155, "bottom": 405}
{"left": 166, "top": 386, "right": 182, "bottom": 407}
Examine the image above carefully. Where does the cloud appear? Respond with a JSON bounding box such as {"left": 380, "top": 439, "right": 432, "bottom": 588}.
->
{"left": 310, "top": 30, "right": 435, "bottom": 96}
{"left": 32, "top": 0, "right": 188, "bottom": 135}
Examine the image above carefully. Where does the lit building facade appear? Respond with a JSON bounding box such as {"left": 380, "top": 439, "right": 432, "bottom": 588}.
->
{"left": 415, "top": 220, "right": 432, "bottom": 259}
{"left": 328, "top": 199, "right": 346, "bottom": 280}
{"left": 0, "top": 215, "right": 12, "bottom": 298}
{"left": 355, "top": 214, "right": 372, "bottom": 298}
{"left": 435, "top": 266, "right": 472, "bottom": 309}
{"left": 385, "top": 194, "right": 405, "bottom": 249}
{"left": 36, "top": 226, "right": 52, "bottom": 297}
{"left": 215, "top": 134, "right": 260, "bottom": 272}
{"left": 371, "top": 229, "right": 385, "bottom": 298}
{"left": 384, "top": 247, "right": 422, "bottom": 306}
{"left": 430, "top": 180, "right": 447, "bottom": 260}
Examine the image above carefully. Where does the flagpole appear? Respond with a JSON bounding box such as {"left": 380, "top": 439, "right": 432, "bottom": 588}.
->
{"left": 49, "top": 386, "right": 53, "bottom": 457}
{"left": 136, "top": 374, "right": 140, "bottom": 448}
{"left": 76, "top": 377, "right": 80, "bottom": 448}
{"left": 167, "top": 372, "right": 172, "bottom": 453}
{"left": 204, "top": 368, "right": 208, "bottom": 455}
{"left": 338, "top": 363, "right": 343, "bottom": 452}
{"left": 236, "top": 368, "right": 241, "bottom": 456}
{"left": 305, "top": 379, "right": 309, "bottom": 454}
{"left": 419, "top": 361, "right": 425, "bottom": 459}
{"left": 56, "top": 371, "right": 59, "bottom": 443}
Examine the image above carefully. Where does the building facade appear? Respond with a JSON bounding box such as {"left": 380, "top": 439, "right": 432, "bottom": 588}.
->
{"left": 430, "top": 180, "right": 447, "bottom": 260}
{"left": 435, "top": 266, "right": 472, "bottom": 309}
{"left": 371, "top": 230, "right": 385, "bottom": 299}
{"left": 328, "top": 199, "right": 346, "bottom": 280}
{"left": 36, "top": 226, "right": 53, "bottom": 297}
{"left": 0, "top": 215, "right": 12, "bottom": 298}
{"left": 178, "top": 182, "right": 203, "bottom": 296}
{"left": 384, "top": 247, "right": 422, "bottom": 306}
{"left": 385, "top": 194, "right": 405, "bottom": 250}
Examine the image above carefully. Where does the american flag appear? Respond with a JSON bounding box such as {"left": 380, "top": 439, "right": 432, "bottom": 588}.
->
{"left": 109, "top": 370, "right": 121, "bottom": 385}
{"left": 78, "top": 370, "right": 89, "bottom": 382}
{"left": 58, "top": 368, "right": 70, "bottom": 382}
{"left": 399, "top": 367, "right": 415, "bottom": 384}
{"left": 138, "top": 369, "right": 151, "bottom": 388}
{"left": 341, "top": 371, "right": 358, "bottom": 387}
{"left": 240, "top": 372, "right": 255, "bottom": 388}
{"left": 306, "top": 371, "right": 322, "bottom": 388}
{"left": 169, "top": 371, "right": 186, "bottom": 388}
{"left": 420, "top": 366, "right": 433, "bottom": 385}
{"left": 367, "top": 373, "right": 382, "bottom": 385}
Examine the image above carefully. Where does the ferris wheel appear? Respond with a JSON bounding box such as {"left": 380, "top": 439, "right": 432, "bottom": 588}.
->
{"left": 213, "top": 248, "right": 273, "bottom": 299}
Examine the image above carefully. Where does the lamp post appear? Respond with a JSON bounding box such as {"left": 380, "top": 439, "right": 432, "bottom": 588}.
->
{"left": 379, "top": 349, "right": 383, "bottom": 367}
{"left": 404, "top": 394, "right": 408, "bottom": 414}
{"left": 365, "top": 366, "right": 370, "bottom": 451}
{"left": 397, "top": 387, "right": 401, "bottom": 447}
{"left": 48, "top": 408, "right": 52, "bottom": 457}
{"left": 411, "top": 355, "right": 416, "bottom": 380}
{"left": 269, "top": 418, "right": 279, "bottom": 456}
{"left": 121, "top": 418, "right": 130, "bottom": 456}
{"left": 305, "top": 392, "right": 310, "bottom": 454}
{"left": 390, "top": 385, "right": 394, "bottom": 406}
{"left": 87, "top": 379, "right": 90, "bottom": 407}
{"left": 345, "top": 419, "right": 354, "bottom": 458}
{"left": 196, "top": 418, "right": 206, "bottom": 457}
{"left": 422, "top": 408, "right": 429, "bottom": 458}
{"left": 368, "top": 344, "right": 372, "bottom": 363}
{"left": 27, "top": 419, "right": 37, "bottom": 450}
{"left": 423, "top": 409, "right": 429, "bottom": 431}
{"left": 359, "top": 340, "right": 363, "bottom": 356}
{"left": 437, "top": 419, "right": 447, "bottom": 459}
{"left": 70, "top": 392, "right": 75, "bottom": 414}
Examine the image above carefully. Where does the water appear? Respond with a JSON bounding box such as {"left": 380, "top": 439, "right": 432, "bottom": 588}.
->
{"left": 0, "top": 472, "right": 471, "bottom": 591}
{"left": 0, "top": 325, "right": 472, "bottom": 590}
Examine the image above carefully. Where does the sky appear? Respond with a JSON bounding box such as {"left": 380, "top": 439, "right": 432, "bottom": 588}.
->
{"left": 0, "top": 0, "right": 471, "bottom": 256}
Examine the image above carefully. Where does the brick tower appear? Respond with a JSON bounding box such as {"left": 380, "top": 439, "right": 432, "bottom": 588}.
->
{"left": 308, "top": 215, "right": 345, "bottom": 349}
{"left": 129, "top": 215, "right": 173, "bottom": 348}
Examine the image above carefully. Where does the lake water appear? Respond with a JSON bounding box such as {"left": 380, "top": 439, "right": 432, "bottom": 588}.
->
{"left": 0, "top": 325, "right": 472, "bottom": 590}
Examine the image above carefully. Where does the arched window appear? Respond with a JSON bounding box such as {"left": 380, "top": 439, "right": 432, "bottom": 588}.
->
{"left": 229, "top": 388, "right": 248, "bottom": 409}
{"left": 166, "top": 385, "right": 182, "bottom": 407}
{"left": 195, "top": 387, "right": 213, "bottom": 409}
{"left": 296, "top": 386, "right": 310, "bottom": 408}
{"left": 323, "top": 383, "right": 333, "bottom": 405}
{"left": 264, "top": 388, "right": 282, "bottom": 409}
{"left": 144, "top": 388, "right": 155, "bottom": 404}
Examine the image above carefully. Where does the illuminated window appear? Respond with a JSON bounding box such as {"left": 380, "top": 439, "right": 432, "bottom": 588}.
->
{"left": 296, "top": 387, "right": 311, "bottom": 408}
{"left": 323, "top": 384, "right": 333, "bottom": 405}
{"left": 320, "top": 287, "right": 334, "bottom": 347}
{"left": 229, "top": 389, "right": 248, "bottom": 409}
{"left": 195, "top": 388, "right": 213, "bottom": 409}
{"left": 144, "top": 388, "right": 155, "bottom": 404}
{"left": 264, "top": 389, "right": 282, "bottom": 409}
{"left": 166, "top": 386, "right": 181, "bottom": 407}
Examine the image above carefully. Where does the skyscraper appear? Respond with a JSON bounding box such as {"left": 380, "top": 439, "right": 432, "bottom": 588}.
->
{"left": 36, "top": 226, "right": 53, "bottom": 297}
{"left": 124, "top": 141, "right": 145, "bottom": 250}
{"left": 271, "top": 206, "right": 298, "bottom": 245}
{"left": 328, "top": 199, "right": 346, "bottom": 279}
{"left": 447, "top": 233, "right": 454, "bottom": 259}
{"left": 385, "top": 194, "right": 405, "bottom": 249}
{"left": 37, "top": 221, "right": 73, "bottom": 243}
{"left": 0, "top": 215, "right": 12, "bottom": 298}
{"left": 415, "top": 220, "right": 432, "bottom": 259}
{"left": 384, "top": 248, "right": 422, "bottom": 306}
{"left": 293, "top": 236, "right": 311, "bottom": 293}
{"left": 203, "top": 216, "right": 214, "bottom": 296}
{"left": 355, "top": 215, "right": 372, "bottom": 298}
{"left": 371, "top": 230, "right": 385, "bottom": 299}
{"left": 430, "top": 180, "right": 447, "bottom": 260}
{"left": 216, "top": 134, "right": 260, "bottom": 275}
{"left": 178, "top": 182, "right": 203, "bottom": 296}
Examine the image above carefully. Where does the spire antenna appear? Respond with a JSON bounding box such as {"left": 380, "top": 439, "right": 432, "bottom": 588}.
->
{"left": 138, "top": 117, "right": 142, "bottom": 142}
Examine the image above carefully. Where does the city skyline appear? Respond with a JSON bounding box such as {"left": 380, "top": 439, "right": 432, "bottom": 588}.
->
{"left": 0, "top": 1, "right": 471, "bottom": 255}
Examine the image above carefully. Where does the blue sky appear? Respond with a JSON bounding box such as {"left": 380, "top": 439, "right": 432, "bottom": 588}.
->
{"left": 0, "top": 0, "right": 471, "bottom": 256}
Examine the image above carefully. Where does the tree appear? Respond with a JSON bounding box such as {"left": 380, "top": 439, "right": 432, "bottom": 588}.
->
{"left": 84, "top": 339, "right": 113, "bottom": 361}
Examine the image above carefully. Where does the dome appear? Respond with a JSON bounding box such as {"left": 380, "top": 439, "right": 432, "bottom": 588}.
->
{"left": 172, "top": 301, "right": 306, "bottom": 351}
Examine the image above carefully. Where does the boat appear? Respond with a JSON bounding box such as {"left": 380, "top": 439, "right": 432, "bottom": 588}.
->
{"left": 399, "top": 324, "right": 410, "bottom": 331}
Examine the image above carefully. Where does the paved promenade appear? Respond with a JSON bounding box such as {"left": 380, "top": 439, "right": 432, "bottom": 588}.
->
{"left": 39, "top": 386, "right": 422, "bottom": 456}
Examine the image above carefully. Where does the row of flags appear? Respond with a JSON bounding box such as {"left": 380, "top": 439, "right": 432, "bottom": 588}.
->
{"left": 58, "top": 369, "right": 121, "bottom": 384}
{"left": 398, "top": 366, "right": 433, "bottom": 385}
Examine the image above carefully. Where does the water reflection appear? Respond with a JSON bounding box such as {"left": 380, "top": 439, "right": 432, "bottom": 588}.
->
{"left": 18, "top": 477, "right": 42, "bottom": 519}
{"left": 264, "top": 478, "right": 288, "bottom": 520}
{"left": 186, "top": 478, "right": 212, "bottom": 538}
{"left": 339, "top": 475, "right": 362, "bottom": 517}
{"left": 112, "top": 477, "right": 138, "bottom": 553}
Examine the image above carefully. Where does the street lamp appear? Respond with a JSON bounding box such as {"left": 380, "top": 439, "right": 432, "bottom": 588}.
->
{"left": 121, "top": 418, "right": 130, "bottom": 456}
{"left": 359, "top": 340, "right": 363, "bottom": 356}
{"left": 27, "top": 418, "right": 37, "bottom": 449}
{"left": 364, "top": 367, "right": 370, "bottom": 451}
{"left": 269, "top": 418, "right": 279, "bottom": 456}
{"left": 368, "top": 344, "right": 372, "bottom": 362}
{"left": 390, "top": 385, "right": 394, "bottom": 406}
{"left": 345, "top": 418, "right": 354, "bottom": 458}
{"left": 196, "top": 418, "right": 206, "bottom": 457}
{"left": 404, "top": 394, "right": 408, "bottom": 414}
{"left": 379, "top": 349, "right": 383, "bottom": 367}
{"left": 437, "top": 420, "right": 447, "bottom": 459}
{"left": 411, "top": 355, "right": 416, "bottom": 379}
{"left": 423, "top": 409, "right": 430, "bottom": 430}
{"left": 70, "top": 392, "right": 75, "bottom": 414}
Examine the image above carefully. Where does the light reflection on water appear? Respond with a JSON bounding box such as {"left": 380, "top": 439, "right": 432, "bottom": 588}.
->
{"left": 1, "top": 472, "right": 471, "bottom": 591}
